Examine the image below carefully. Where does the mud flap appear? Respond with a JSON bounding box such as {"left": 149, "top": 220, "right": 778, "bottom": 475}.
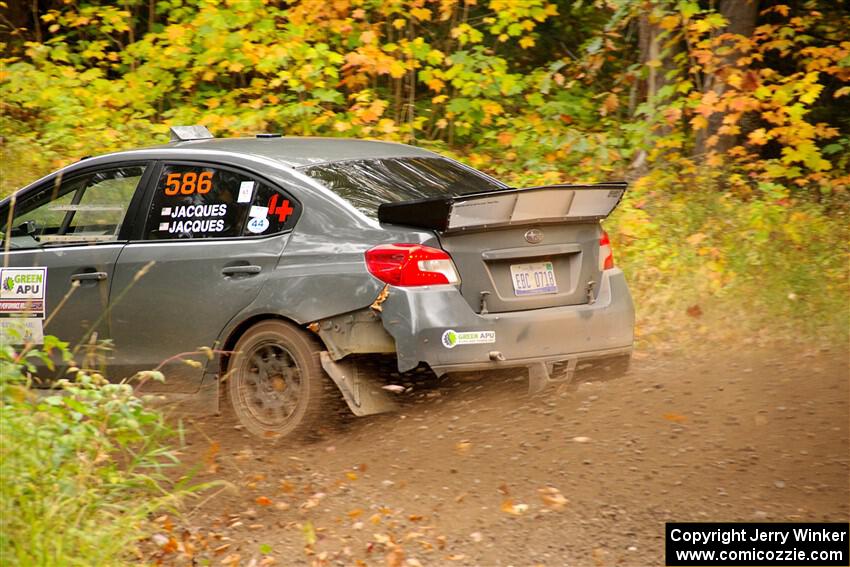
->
{"left": 320, "top": 352, "right": 399, "bottom": 416}
{"left": 528, "top": 359, "right": 577, "bottom": 395}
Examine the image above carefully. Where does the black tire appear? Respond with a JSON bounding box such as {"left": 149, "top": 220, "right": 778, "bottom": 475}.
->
{"left": 226, "top": 320, "right": 332, "bottom": 440}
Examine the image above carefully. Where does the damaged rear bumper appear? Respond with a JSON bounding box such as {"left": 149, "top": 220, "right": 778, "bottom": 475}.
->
{"left": 379, "top": 268, "right": 634, "bottom": 380}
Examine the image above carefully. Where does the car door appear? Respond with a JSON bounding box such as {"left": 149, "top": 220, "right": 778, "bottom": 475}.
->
{"left": 1, "top": 163, "right": 151, "bottom": 371}
{"left": 108, "top": 161, "right": 302, "bottom": 391}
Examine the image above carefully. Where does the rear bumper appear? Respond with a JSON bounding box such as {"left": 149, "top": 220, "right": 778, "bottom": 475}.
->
{"left": 380, "top": 267, "right": 635, "bottom": 374}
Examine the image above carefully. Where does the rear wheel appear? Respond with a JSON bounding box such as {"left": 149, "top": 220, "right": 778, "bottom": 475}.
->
{"left": 227, "top": 320, "right": 331, "bottom": 440}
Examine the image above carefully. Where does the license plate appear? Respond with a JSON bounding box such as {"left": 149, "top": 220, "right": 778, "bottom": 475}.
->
{"left": 510, "top": 262, "right": 558, "bottom": 296}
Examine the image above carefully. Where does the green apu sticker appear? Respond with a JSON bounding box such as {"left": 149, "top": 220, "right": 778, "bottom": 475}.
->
{"left": 441, "top": 329, "right": 496, "bottom": 349}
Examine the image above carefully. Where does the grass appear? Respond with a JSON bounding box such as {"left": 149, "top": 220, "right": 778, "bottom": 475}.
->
{"left": 0, "top": 339, "right": 205, "bottom": 566}
{"left": 608, "top": 178, "right": 850, "bottom": 347}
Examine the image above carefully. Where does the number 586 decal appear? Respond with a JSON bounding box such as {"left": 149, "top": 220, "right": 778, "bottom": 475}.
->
{"left": 164, "top": 171, "right": 213, "bottom": 196}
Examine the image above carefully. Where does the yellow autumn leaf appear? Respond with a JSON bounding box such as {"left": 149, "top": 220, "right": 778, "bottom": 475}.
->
{"left": 497, "top": 131, "right": 514, "bottom": 145}
{"left": 411, "top": 7, "right": 431, "bottom": 21}
{"left": 686, "top": 233, "right": 706, "bottom": 245}
{"left": 377, "top": 118, "right": 397, "bottom": 134}
{"left": 747, "top": 128, "right": 769, "bottom": 145}
{"left": 706, "top": 152, "right": 724, "bottom": 167}
{"left": 600, "top": 93, "right": 619, "bottom": 116}
{"left": 690, "top": 115, "right": 709, "bottom": 130}
{"left": 691, "top": 19, "right": 712, "bottom": 34}
{"left": 482, "top": 101, "right": 503, "bottom": 116}
{"left": 392, "top": 18, "right": 406, "bottom": 29}
{"left": 663, "top": 106, "right": 682, "bottom": 124}
{"left": 500, "top": 499, "right": 529, "bottom": 516}
{"left": 799, "top": 81, "right": 823, "bottom": 105}
{"left": 519, "top": 36, "right": 535, "bottom": 49}
{"left": 659, "top": 14, "right": 680, "bottom": 30}
{"left": 388, "top": 59, "right": 406, "bottom": 78}
{"left": 427, "top": 78, "right": 445, "bottom": 92}
{"left": 726, "top": 72, "right": 743, "bottom": 89}
{"left": 165, "top": 24, "right": 186, "bottom": 41}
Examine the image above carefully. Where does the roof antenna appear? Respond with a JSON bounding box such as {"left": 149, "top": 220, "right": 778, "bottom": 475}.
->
{"left": 169, "top": 125, "right": 214, "bottom": 142}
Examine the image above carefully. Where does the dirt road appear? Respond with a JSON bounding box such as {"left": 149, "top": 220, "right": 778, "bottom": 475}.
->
{"left": 152, "top": 342, "right": 849, "bottom": 566}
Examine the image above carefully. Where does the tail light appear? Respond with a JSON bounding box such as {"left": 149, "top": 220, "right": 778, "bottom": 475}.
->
{"left": 365, "top": 244, "right": 460, "bottom": 287}
{"left": 599, "top": 230, "right": 615, "bottom": 270}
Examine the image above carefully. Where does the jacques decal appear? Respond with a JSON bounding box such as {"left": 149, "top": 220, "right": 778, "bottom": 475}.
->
{"left": 167, "top": 219, "right": 226, "bottom": 233}
{"left": 158, "top": 204, "right": 228, "bottom": 232}
{"left": 166, "top": 204, "right": 227, "bottom": 218}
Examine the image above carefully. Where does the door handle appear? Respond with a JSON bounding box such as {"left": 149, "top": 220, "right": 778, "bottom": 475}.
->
{"left": 71, "top": 271, "right": 108, "bottom": 282}
{"left": 221, "top": 265, "right": 262, "bottom": 276}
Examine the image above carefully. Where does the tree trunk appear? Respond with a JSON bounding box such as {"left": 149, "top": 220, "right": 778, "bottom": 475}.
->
{"left": 631, "top": 7, "right": 681, "bottom": 174}
{"left": 694, "top": 0, "right": 759, "bottom": 158}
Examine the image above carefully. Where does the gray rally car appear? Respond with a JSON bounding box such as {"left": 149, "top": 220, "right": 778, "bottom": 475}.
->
{"left": 0, "top": 126, "right": 634, "bottom": 438}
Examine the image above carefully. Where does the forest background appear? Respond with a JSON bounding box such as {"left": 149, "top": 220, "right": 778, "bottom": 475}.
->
{"left": 1, "top": 0, "right": 848, "bottom": 342}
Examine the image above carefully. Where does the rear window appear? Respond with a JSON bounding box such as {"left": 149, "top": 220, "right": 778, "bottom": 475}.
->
{"left": 300, "top": 157, "right": 507, "bottom": 218}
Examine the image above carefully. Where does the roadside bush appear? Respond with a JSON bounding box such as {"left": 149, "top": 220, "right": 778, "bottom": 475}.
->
{"left": 0, "top": 336, "right": 189, "bottom": 566}
{"left": 608, "top": 171, "right": 849, "bottom": 345}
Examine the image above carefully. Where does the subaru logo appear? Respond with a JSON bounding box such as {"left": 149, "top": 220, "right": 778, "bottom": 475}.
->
{"left": 524, "top": 229, "right": 544, "bottom": 244}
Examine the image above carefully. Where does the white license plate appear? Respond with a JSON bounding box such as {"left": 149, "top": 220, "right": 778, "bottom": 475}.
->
{"left": 510, "top": 262, "right": 558, "bottom": 296}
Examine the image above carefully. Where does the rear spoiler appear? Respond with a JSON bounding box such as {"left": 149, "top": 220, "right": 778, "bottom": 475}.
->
{"left": 377, "top": 182, "right": 626, "bottom": 233}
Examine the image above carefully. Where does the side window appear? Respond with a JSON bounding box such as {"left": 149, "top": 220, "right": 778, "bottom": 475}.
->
{"left": 9, "top": 166, "right": 145, "bottom": 249}
{"left": 246, "top": 183, "right": 300, "bottom": 236}
{"left": 144, "top": 164, "right": 300, "bottom": 240}
{"left": 66, "top": 169, "right": 141, "bottom": 236}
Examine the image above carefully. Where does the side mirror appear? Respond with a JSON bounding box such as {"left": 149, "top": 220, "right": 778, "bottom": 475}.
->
{"left": 10, "top": 220, "right": 39, "bottom": 237}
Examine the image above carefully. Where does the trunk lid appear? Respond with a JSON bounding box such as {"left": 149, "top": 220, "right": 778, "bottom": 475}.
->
{"left": 377, "top": 183, "right": 625, "bottom": 314}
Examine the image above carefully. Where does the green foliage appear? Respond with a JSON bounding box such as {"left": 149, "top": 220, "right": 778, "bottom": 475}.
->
{"left": 606, "top": 169, "right": 849, "bottom": 343}
{"left": 0, "top": 337, "right": 192, "bottom": 566}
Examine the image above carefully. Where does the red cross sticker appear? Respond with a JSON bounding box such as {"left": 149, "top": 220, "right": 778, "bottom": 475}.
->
{"left": 268, "top": 194, "right": 294, "bottom": 222}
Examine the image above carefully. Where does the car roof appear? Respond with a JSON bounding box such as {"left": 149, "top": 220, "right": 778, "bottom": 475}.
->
{"left": 0, "top": 136, "right": 455, "bottom": 207}
{"left": 142, "top": 136, "right": 440, "bottom": 168}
